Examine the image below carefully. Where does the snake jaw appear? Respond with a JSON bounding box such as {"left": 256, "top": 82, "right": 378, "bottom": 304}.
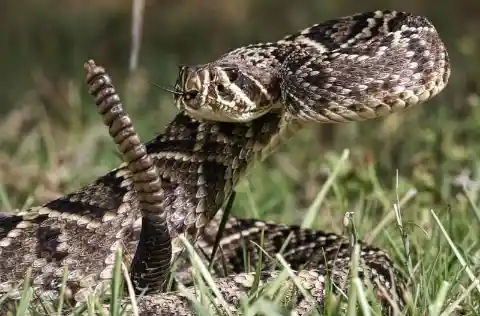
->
{"left": 184, "top": 93, "right": 273, "bottom": 123}
{"left": 182, "top": 102, "right": 271, "bottom": 123}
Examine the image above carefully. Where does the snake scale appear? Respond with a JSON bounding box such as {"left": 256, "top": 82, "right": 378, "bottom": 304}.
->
{"left": 0, "top": 10, "right": 450, "bottom": 315}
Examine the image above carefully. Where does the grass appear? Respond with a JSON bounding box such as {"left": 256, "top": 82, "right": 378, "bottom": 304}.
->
{"left": 1, "top": 66, "right": 480, "bottom": 315}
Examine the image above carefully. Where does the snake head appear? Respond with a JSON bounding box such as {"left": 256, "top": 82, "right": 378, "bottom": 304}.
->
{"left": 173, "top": 63, "right": 279, "bottom": 123}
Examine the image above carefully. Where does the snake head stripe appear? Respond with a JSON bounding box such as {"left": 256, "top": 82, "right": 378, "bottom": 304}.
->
{"left": 173, "top": 63, "right": 281, "bottom": 122}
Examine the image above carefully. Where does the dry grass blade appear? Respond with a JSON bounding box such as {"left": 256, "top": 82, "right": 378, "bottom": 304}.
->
{"left": 121, "top": 262, "right": 140, "bottom": 316}
{"left": 130, "top": 0, "right": 145, "bottom": 71}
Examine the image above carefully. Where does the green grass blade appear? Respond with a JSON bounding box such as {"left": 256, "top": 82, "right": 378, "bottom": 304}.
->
{"left": 110, "top": 247, "right": 124, "bottom": 316}
{"left": 301, "top": 149, "right": 349, "bottom": 229}
{"left": 430, "top": 209, "right": 480, "bottom": 295}
{"left": 345, "top": 244, "right": 359, "bottom": 316}
{"left": 179, "top": 235, "right": 233, "bottom": 316}
{"left": 429, "top": 281, "right": 450, "bottom": 316}
{"left": 56, "top": 265, "right": 69, "bottom": 316}
{"left": 16, "top": 268, "right": 33, "bottom": 316}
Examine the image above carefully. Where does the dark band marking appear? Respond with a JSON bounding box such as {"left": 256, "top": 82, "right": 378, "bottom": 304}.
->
{"left": 0, "top": 214, "right": 23, "bottom": 239}
{"left": 36, "top": 226, "right": 69, "bottom": 262}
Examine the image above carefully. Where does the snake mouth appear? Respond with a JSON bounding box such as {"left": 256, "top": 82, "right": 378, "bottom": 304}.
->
{"left": 183, "top": 103, "right": 272, "bottom": 123}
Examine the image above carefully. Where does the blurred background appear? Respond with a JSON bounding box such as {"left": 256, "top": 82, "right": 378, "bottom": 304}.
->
{"left": 1, "top": 0, "right": 480, "bottom": 228}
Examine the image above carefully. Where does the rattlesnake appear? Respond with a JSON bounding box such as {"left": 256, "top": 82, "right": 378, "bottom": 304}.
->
{"left": 0, "top": 10, "right": 450, "bottom": 315}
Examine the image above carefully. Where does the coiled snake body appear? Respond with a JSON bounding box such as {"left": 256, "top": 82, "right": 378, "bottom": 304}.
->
{"left": 0, "top": 10, "right": 450, "bottom": 315}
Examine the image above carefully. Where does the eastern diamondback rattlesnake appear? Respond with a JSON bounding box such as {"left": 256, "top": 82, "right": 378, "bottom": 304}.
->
{"left": 0, "top": 10, "right": 450, "bottom": 315}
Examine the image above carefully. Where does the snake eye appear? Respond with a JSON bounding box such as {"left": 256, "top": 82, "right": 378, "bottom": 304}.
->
{"left": 217, "top": 84, "right": 226, "bottom": 93}
{"left": 184, "top": 90, "right": 198, "bottom": 101}
{"left": 226, "top": 69, "right": 238, "bottom": 82}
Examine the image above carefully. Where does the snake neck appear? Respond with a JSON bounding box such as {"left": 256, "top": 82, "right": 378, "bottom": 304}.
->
{"left": 138, "top": 111, "right": 306, "bottom": 242}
